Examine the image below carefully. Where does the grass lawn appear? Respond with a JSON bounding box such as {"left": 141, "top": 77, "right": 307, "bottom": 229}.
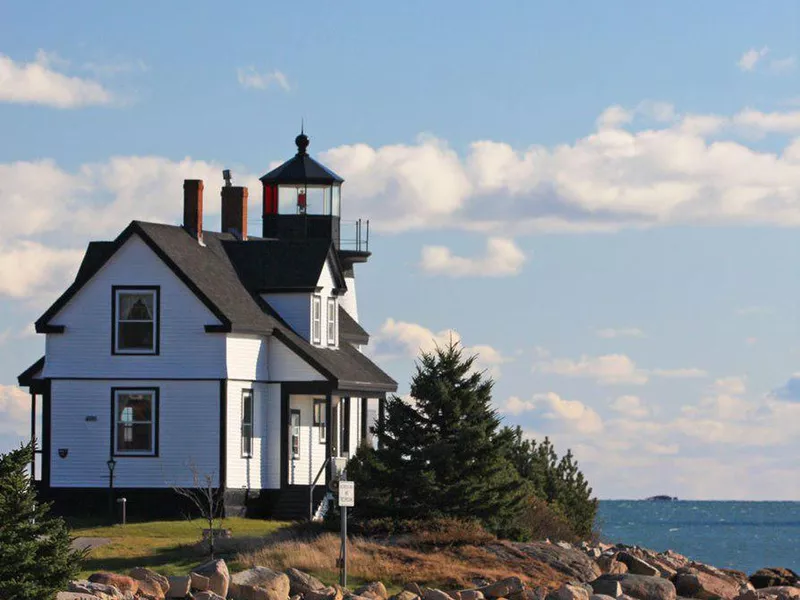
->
{"left": 70, "top": 517, "right": 290, "bottom": 578}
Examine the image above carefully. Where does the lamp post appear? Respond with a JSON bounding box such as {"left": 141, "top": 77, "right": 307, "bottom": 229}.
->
{"left": 106, "top": 457, "right": 116, "bottom": 523}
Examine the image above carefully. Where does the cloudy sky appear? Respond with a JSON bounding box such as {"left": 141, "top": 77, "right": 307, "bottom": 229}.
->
{"left": 2, "top": 1, "right": 800, "bottom": 500}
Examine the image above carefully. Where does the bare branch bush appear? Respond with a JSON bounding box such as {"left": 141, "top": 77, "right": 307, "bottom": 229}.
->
{"left": 172, "top": 462, "right": 224, "bottom": 558}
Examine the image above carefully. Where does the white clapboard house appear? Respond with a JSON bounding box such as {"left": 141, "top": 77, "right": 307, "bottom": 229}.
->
{"left": 17, "top": 133, "right": 396, "bottom": 520}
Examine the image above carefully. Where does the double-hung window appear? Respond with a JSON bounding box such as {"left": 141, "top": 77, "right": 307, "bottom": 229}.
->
{"left": 327, "top": 298, "right": 336, "bottom": 345}
{"left": 241, "top": 390, "right": 254, "bottom": 458}
{"left": 311, "top": 296, "right": 322, "bottom": 344}
{"left": 290, "top": 410, "right": 301, "bottom": 459}
{"left": 113, "top": 287, "right": 159, "bottom": 354}
{"left": 313, "top": 399, "right": 327, "bottom": 443}
{"left": 113, "top": 389, "right": 158, "bottom": 456}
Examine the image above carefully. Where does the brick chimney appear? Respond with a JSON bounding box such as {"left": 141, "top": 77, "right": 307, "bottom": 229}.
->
{"left": 183, "top": 179, "right": 204, "bottom": 241}
{"left": 221, "top": 186, "right": 248, "bottom": 240}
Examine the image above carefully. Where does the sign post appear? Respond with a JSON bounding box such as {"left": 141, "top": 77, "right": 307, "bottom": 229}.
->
{"left": 338, "top": 478, "right": 354, "bottom": 588}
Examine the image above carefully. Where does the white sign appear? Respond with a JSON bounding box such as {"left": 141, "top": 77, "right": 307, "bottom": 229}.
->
{"left": 339, "top": 480, "right": 355, "bottom": 507}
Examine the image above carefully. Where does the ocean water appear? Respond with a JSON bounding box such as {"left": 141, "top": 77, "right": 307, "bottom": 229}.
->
{"left": 597, "top": 501, "right": 799, "bottom": 574}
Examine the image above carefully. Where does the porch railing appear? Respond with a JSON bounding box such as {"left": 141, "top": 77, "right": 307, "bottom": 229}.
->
{"left": 309, "top": 457, "right": 331, "bottom": 521}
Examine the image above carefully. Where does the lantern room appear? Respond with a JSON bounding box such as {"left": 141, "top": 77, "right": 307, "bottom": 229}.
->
{"left": 261, "top": 132, "right": 345, "bottom": 247}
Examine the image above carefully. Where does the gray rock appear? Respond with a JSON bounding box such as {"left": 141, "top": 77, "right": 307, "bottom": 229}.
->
{"left": 58, "top": 594, "right": 98, "bottom": 600}
{"left": 193, "top": 559, "right": 230, "bottom": 599}
{"left": 423, "top": 589, "right": 454, "bottom": 600}
{"left": 749, "top": 570, "right": 799, "bottom": 590}
{"left": 591, "top": 596, "right": 618, "bottom": 600}
{"left": 477, "top": 577, "right": 525, "bottom": 599}
{"left": 167, "top": 575, "right": 191, "bottom": 598}
{"left": 191, "top": 572, "right": 211, "bottom": 591}
{"left": 459, "top": 591, "right": 486, "bottom": 600}
{"left": 193, "top": 593, "right": 225, "bottom": 600}
{"left": 500, "top": 542, "right": 602, "bottom": 583}
{"left": 592, "top": 575, "right": 676, "bottom": 600}
{"left": 230, "top": 567, "right": 290, "bottom": 600}
{"left": 287, "top": 568, "right": 326, "bottom": 597}
{"left": 591, "top": 580, "right": 623, "bottom": 598}
{"left": 674, "top": 566, "right": 741, "bottom": 600}
{"left": 355, "top": 582, "right": 389, "bottom": 600}
{"left": 617, "top": 553, "right": 660, "bottom": 578}
{"left": 68, "top": 580, "right": 124, "bottom": 599}
{"left": 754, "top": 587, "right": 800, "bottom": 600}
{"left": 548, "top": 584, "right": 589, "bottom": 600}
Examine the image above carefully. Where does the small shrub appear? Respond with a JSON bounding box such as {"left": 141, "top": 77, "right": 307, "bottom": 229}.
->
{"left": 514, "top": 496, "right": 580, "bottom": 543}
{"left": 0, "top": 441, "right": 86, "bottom": 599}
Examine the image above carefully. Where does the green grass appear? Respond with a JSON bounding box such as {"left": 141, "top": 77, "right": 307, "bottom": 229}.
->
{"left": 70, "top": 517, "right": 290, "bottom": 578}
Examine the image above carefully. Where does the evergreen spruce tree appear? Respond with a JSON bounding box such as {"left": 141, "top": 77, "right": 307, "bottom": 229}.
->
{"left": 348, "top": 342, "right": 528, "bottom": 535}
{"left": 0, "top": 441, "right": 84, "bottom": 599}
{"left": 504, "top": 426, "right": 598, "bottom": 538}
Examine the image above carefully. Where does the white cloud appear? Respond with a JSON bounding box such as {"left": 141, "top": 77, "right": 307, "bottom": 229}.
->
{"left": 595, "top": 327, "right": 645, "bottom": 339}
{"left": 0, "top": 50, "right": 114, "bottom": 108}
{"left": 373, "top": 319, "right": 509, "bottom": 376}
{"left": 0, "top": 155, "right": 256, "bottom": 298}
{"left": 534, "top": 352, "right": 707, "bottom": 385}
{"left": 611, "top": 395, "right": 649, "bottom": 418}
{"left": 738, "top": 47, "right": 769, "bottom": 71}
{"left": 0, "top": 385, "right": 30, "bottom": 437}
{"left": 320, "top": 104, "right": 800, "bottom": 235}
{"left": 420, "top": 237, "right": 525, "bottom": 277}
{"left": 651, "top": 367, "right": 708, "bottom": 379}
{"left": 503, "top": 392, "right": 604, "bottom": 434}
{"left": 236, "top": 67, "right": 291, "bottom": 92}
{"left": 770, "top": 56, "right": 796, "bottom": 74}
{"left": 597, "top": 105, "right": 633, "bottom": 129}
{"left": 0, "top": 242, "right": 83, "bottom": 299}
{"left": 713, "top": 376, "right": 747, "bottom": 395}
{"left": 534, "top": 353, "right": 649, "bottom": 385}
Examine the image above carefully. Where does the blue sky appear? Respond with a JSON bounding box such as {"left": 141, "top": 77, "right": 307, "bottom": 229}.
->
{"left": 2, "top": 1, "right": 800, "bottom": 499}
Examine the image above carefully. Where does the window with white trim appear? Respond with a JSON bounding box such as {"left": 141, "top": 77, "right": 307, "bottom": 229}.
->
{"left": 290, "top": 410, "right": 301, "bottom": 459}
{"left": 114, "top": 288, "right": 158, "bottom": 354}
{"left": 327, "top": 298, "right": 336, "bottom": 345}
{"left": 113, "top": 389, "right": 157, "bottom": 456}
{"left": 312, "top": 295, "right": 322, "bottom": 344}
{"left": 241, "top": 389, "right": 254, "bottom": 458}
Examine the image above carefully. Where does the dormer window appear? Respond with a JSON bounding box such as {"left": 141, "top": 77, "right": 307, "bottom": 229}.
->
{"left": 327, "top": 298, "right": 336, "bottom": 346}
{"left": 312, "top": 295, "right": 322, "bottom": 344}
{"left": 113, "top": 287, "right": 159, "bottom": 355}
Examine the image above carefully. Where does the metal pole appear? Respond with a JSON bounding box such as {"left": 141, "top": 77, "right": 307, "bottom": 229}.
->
{"left": 340, "top": 505, "right": 347, "bottom": 587}
{"left": 108, "top": 469, "right": 114, "bottom": 522}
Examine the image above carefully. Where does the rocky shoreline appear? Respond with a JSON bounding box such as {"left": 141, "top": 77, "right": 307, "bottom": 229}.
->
{"left": 57, "top": 538, "right": 799, "bottom": 600}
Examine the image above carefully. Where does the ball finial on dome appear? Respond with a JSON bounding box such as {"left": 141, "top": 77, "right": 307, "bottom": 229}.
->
{"left": 295, "top": 132, "right": 309, "bottom": 155}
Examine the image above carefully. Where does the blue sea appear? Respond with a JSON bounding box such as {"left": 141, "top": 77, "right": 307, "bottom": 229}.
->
{"left": 597, "top": 501, "right": 800, "bottom": 574}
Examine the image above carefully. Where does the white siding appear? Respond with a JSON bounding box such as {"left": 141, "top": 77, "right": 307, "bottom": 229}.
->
{"left": 50, "top": 379, "right": 219, "bottom": 488}
{"left": 316, "top": 260, "right": 338, "bottom": 348}
{"left": 226, "top": 381, "right": 261, "bottom": 490}
{"left": 44, "top": 235, "right": 225, "bottom": 379}
{"left": 225, "top": 381, "right": 281, "bottom": 491}
{"left": 260, "top": 383, "right": 282, "bottom": 489}
{"left": 288, "top": 394, "right": 328, "bottom": 486}
{"left": 226, "top": 335, "right": 268, "bottom": 381}
{"left": 263, "top": 293, "right": 310, "bottom": 339}
{"left": 268, "top": 338, "right": 325, "bottom": 381}
{"left": 340, "top": 274, "right": 358, "bottom": 323}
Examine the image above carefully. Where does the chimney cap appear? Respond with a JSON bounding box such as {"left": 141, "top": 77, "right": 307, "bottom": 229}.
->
{"left": 222, "top": 169, "right": 232, "bottom": 187}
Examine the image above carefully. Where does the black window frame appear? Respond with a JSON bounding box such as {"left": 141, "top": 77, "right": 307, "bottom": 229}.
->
{"left": 110, "top": 387, "right": 159, "bottom": 457}
{"left": 340, "top": 397, "right": 350, "bottom": 457}
{"left": 111, "top": 285, "right": 161, "bottom": 355}
{"left": 241, "top": 389, "right": 254, "bottom": 458}
{"left": 313, "top": 399, "right": 327, "bottom": 443}
{"left": 290, "top": 409, "right": 302, "bottom": 459}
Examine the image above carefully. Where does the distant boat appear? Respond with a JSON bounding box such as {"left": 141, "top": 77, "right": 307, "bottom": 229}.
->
{"left": 645, "top": 495, "right": 678, "bottom": 501}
